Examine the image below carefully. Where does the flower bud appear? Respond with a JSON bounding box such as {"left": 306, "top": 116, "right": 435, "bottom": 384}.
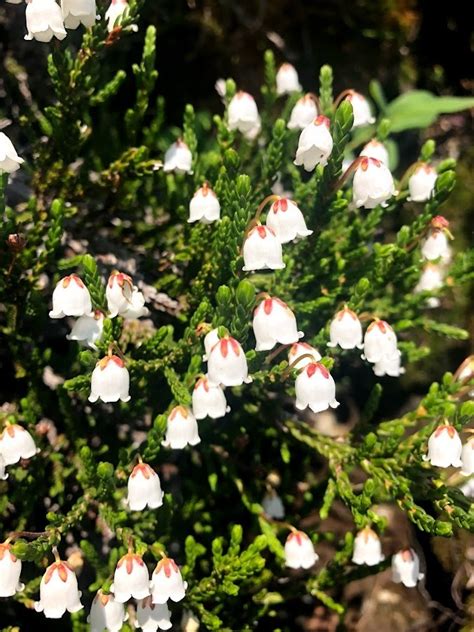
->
{"left": 192, "top": 376, "right": 229, "bottom": 420}
{"left": 372, "top": 352, "right": 405, "bottom": 378}
{"left": 105, "top": 0, "right": 128, "bottom": 32}
{"left": 0, "top": 424, "right": 38, "bottom": 465}
{"left": 0, "top": 132, "right": 24, "bottom": 174}
{"left": 352, "top": 157, "right": 396, "bottom": 209}
{"left": 150, "top": 557, "right": 187, "bottom": 604}
{"left": 287, "top": 94, "right": 318, "bottom": 130}
{"left": 284, "top": 531, "right": 319, "bottom": 569}
{"left": 126, "top": 462, "right": 164, "bottom": 511}
{"left": 111, "top": 552, "right": 150, "bottom": 603}
{"left": 461, "top": 437, "right": 474, "bottom": 476}
{"left": 87, "top": 590, "right": 128, "bottom": 632}
{"left": 288, "top": 342, "right": 321, "bottom": 370}
{"left": 188, "top": 183, "right": 220, "bottom": 224}
{"left": 228, "top": 91, "right": 261, "bottom": 139}
{"left": 262, "top": 491, "right": 285, "bottom": 519}
{"left": 242, "top": 225, "right": 285, "bottom": 272}
{"left": 408, "top": 163, "right": 437, "bottom": 202}
{"left": 345, "top": 91, "right": 375, "bottom": 128}
{"left": 276, "top": 63, "right": 301, "bottom": 95}
{"left": 295, "top": 362, "right": 339, "bottom": 413}
{"left": 67, "top": 310, "right": 104, "bottom": 350}
{"left": 207, "top": 336, "right": 251, "bottom": 386}
{"left": 0, "top": 542, "right": 24, "bottom": 597}
{"left": 360, "top": 139, "right": 389, "bottom": 165}
{"left": 34, "top": 559, "right": 83, "bottom": 618}
{"left": 362, "top": 320, "right": 399, "bottom": 364}
{"left": 421, "top": 227, "right": 451, "bottom": 264}
{"left": 106, "top": 271, "right": 133, "bottom": 318}
{"left": 266, "top": 197, "right": 312, "bottom": 243}
{"left": 294, "top": 116, "right": 333, "bottom": 171}
{"left": 423, "top": 424, "right": 462, "bottom": 468}
{"left": 328, "top": 306, "right": 363, "bottom": 350}
{"left": 49, "top": 274, "right": 92, "bottom": 319}
{"left": 163, "top": 139, "right": 192, "bottom": 174}
{"left": 253, "top": 296, "right": 303, "bottom": 351}
{"left": 352, "top": 527, "right": 384, "bottom": 566}
{"left": 391, "top": 549, "right": 424, "bottom": 588}
{"left": 7, "top": 233, "right": 26, "bottom": 253}
{"left": 162, "top": 406, "right": 200, "bottom": 450}
{"left": 136, "top": 597, "right": 172, "bottom": 631}
{"left": 88, "top": 355, "right": 131, "bottom": 404}
{"left": 61, "top": 0, "right": 97, "bottom": 29}
{"left": 25, "top": 0, "right": 67, "bottom": 42}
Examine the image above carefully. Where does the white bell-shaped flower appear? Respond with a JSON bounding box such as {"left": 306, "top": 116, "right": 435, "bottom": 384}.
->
{"left": 192, "top": 376, "right": 229, "bottom": 420}
{"left": 181, "top": 610, "right": 200, "bottom": 632}
{"left": 105, "top": 0, "right": 128, "bottom": 31}
{"left": 373, "top": 352, "right": 405, "bottom": 378}
{"left": 67, "top": 310, "right": 104, "bottom": 350}
{"left": 0, "top": 132, "right": 24, "bottom": 174}
{"left": 294, "top": 362, "right": 339, "bottom": 413}
{"left": 227, "top": 91, "right": 261, "bottom": 139}
{"left": 162, "top": 406, "right": 200, "bottom": 449}
{"left": 203, "top": 327, "right": 219, "bottom": 361}
{"left": 122, "top": 288, "right": 149, "bottom": 320}
{"left": 61, "top": 0, "right": 96, "bottom": 29}
{"left": 328, "top": 306, "right": 363, "bottom": 350}
{"left": 0, "top": 424, "right": 38, "bottom": 465}
{"left": 136, "top": 597, "right": 172, "bottom": 631}
{"left": 362, "top": 320, "right": 399, "bottom": 364}
{"left": 88, "top": 355, "right": 130, "bottom": 404}
{"left": 414, "top": 263, "right": 444, "bottom": 308}
{"left": 461, "top": 438, "right": 474, "bottom": 476}
{"left": 423, "top": 424, "right": 462, "bottom": 468}
{"left": 163, "top": 140, "right": 192, "bottom": 174}
{"left": 460, "top": 478, "right": 474, "bottom": 499}
{"left": 0, "top": 542, "right": 24, "bottom": 597}
{"left": 345, "top": 91, "right": 375, "bottom": 127}
{"left": 352, "top": 527, "right": 384, "bottom": 566}
{"left": 294, "top": 116, "right": 333, "bottom": 171}
{"left": 126, "top": 462, "right": 164, "bottom": 511}
{"left": 188, "top": 183, "right": 220, "bottom": 224}
{"left": 360, "top": 139, "right": 389, "bottom": 165}
{"left": 88, "top": 590, "right": 128, "bottom": 632}
{"left": 391, "top": 549, "right": 424, "bottom": 588}
{"left": 262, "top": 491, "right": 285, "bottom": 519}
{"left": 106, "top": 271, "right": 133, "bottom": 318}
{"left": 0, "top": 454, "right": 7, "bottom": 481}
{"left": 288, "top": 94, "right": 318, "bottom": 130}
{"left": 288, "top": 342, "right": 321, "bottom": 370}
{"left": 421, "top": 228, "right": 451, "bottom": 263}
{"left": 253, "top": 296, "right": 303, "bottom": 351}
{"left": 284, "top": 530, "right": 319, "bottom": 569}
{"left": 242, "top": 225, "right": 285, "bottom": 272}
{"left": 34, "top": 559, "right": 83, "bottom": 618}
{"left": 266, "top": 197, "right": 312, "bottom": 243}
{"left": 207, "top": 336, "right": 251, "bottom": 386}
{"left": 150, "top": 557, "right": 188, "bottom": 604}
{"left": 408, "top": 163, "right": 437, "bottom": 202}
{"left": 276, "top": 63, "right": 302, "bottom": 95}
{"left": 353, "top": 157, "right": 396, "bottom": 209}
{"left": 25, "top": 0, "right": 67, "bottom": 42}
{"left": 49, "top": 274, "right": 92, "bottom": 319}
{"left": 111, "top": 552, "right": 150, "bottom": 603}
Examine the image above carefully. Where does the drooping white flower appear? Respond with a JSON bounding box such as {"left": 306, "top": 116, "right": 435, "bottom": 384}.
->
{"left": 362, "top": 320, "right": 399, "bottom": 364}
{"left": 88, "top": 355, "right": 130, "bottom": 404}
{"left": 266, "top": 197, "right": 312, "bottom": 243}
{"left": 34, "top": 558, "right": 83, "bottom": 618}
{"left": 408, "top": 163, "right": 437, "bottom": 202}
{"left": 294, "top": 115, "right": 333, "bottom": 171}
{"left": 105, "top": 0, "right": 128, "bottom": 32}
{"left": 373, "top": 353, "right": 405, "bottom": 378}
{"left": 136, "top": 597, "right": 172, "bottom": 631}
{"left": 0, "top": 454, "right": 7, "bottom": 481}
{"left": 25, "top": 0, "right": 67, "bottom": 42}
{"left": 150, "top": 557, "right": 188, "bottom": 604}
{"left": 88, "top": 590, "right": 128, "bottom": 632}
{"left": 162, "top": 406, "right": 200, "bottom": 450}
{"left": 66, "top": 310, "right": 104, "bottom": 350}
{"left": 252, "top": 296, "right": 303, "bottom": 351}
{"left": 192, "top": 376, "right": 229, "bottom": 420}
{"left": 0, "top": 132, "right": 24, "bottom": 174}
{"left": 414, "top": 263, "right": 444, "bottom": 308}
{"left": 287, "top": 94, "right": 318, "bottom": 130}
{"left": 0, "top": 542, "right": 24, "bottom": 597}
{"left": 391, "top": 549, "right": 424, "bottom": 588}
{"left": 352, "top": 527, "right": 384, "bottom": 566}
{"left": 294, "top": 362, "right": 339, "bottom": 413}
{"left": 227, "top": 91, "right": 261, "bottom": 139}
{"left": 288, "top": 342, "right": 321, "bottom": 370}
{"left": 122, "top": 288, "right": 149, "bottom": 320}
{"left": 207, "top": 336, "right": 251, "bottom": 387}
{"left": 345, "top": 91, "right": 375, "bottom": 128}
{"left": 126, "top": 462, "right": 164, "bottom": 511}
{"left": 49, "top": 274, "right": 92, "bottom": 319}
{"left": 276, "top": 63, "right": 302, "bottom": 95}
{"left": 262, "top": 491, "right": 285, "bottom": 519}
{"left": 106, "top": 271, "right": 133, "bottom": 318}
{"left": 423, "top": 424, "right": 462, "bottom": 468}
{"left": 284, "top": 530, "right": 319, "bottom": 569}
{"left": 328, "top": 306, "right": 363, "bottom": 350}
{"left": 460, "top": 478, "right": 474, "bottom": 499}
{"left": 163, "top": 139, "right": 192, "bottom": 174}
{"left": 61, "top": 0, "right": 96, "bottom": 29}
{"left": 188, "top": 183, "right": 220, "bottom": 224}
{"left": 242, "top": 225, "right": 285, "bottom": 272}
{"left": 352, "top": 157, "right": 396, "bottom": 209}
{"left": 0, "top": 424, "right": 38, "bottom": 465}
{"left": 461, "top": 438, "right": 474, "bottom": 476}
{"left": 202, "top": 327, "right": 219, "bottom": 361}
{"left": 421, "top": 217, "right": 452, "bottom": 263}
{"left": 111, "top": 552, "right": 150, "bottom": 603}
{"left": 360, "top": 139, "right": 389, "bottom": 165}
{"left": 181, "top": 610, "right": 200, "bottom": 632}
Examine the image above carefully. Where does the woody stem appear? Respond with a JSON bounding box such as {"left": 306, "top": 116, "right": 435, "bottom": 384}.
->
{"left": 332, "top": 156, "right": 363, "bottom": 194}
{"left": 244, "top": 195, "right": 280, "bottom": 236}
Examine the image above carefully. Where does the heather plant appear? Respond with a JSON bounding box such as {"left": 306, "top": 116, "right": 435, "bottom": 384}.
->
{"left": 1, "top": 1, "right": 474, "bottom": 631}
